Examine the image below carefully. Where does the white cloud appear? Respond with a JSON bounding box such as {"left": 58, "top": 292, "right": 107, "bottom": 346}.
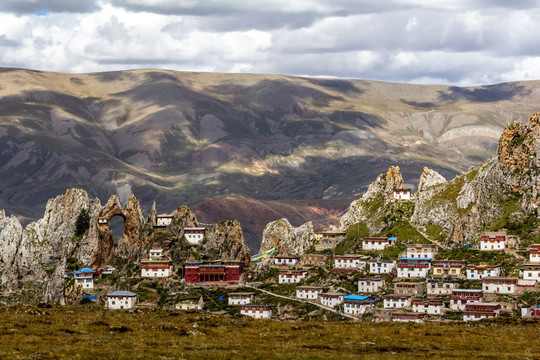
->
{"left": 0, "top": 0, "right": 540, "bottom": 85}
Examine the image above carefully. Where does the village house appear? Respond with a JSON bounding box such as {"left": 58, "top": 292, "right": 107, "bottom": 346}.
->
{"left": 155, "top": 214, "right": 173, "bottom": 228}
{"left": 314, "top": 231, "right": 346, "bottom": 251}
{"left": 412, "top": 299, "right": 444, "bottom": 315}
{"left": 393, "top": 189, "right": 411, "bottom": 200}
{"left": 274, "top": 256, "right": 300, "bottom": 266}
{"left": 383, "top": 294, "right": 412, "bottom": 309}
{"left": 320, "top": 292, "right": 346, "bottom": 308}
{"left": 358, "top": 278, "right": 385, "bottom": 293}
{"left": 432, "top": 260, "right": 467, "bottom": 277}
{"left": 97, "top": 217, "right": 108, "bottom": 225}
{"left": 396, "top": 258, "right": 431, "bottom": 278}
{"left": 369, "top": 259, "right": 396, "bottom": 274}
{"left": 466, "top": 265, "right": 501, "bottom": 280}
{"left": 278, "top": 270, "right": 307, "bottom": 284}
{"left": 342, "top": 295, "right": 376, "bottom": 316}
{"left": 107, "top": 291, "right": 137, "bottom": 310}
{"left": 450, "top": 289, "right": 483, "bottom": 311}
{"left": 521, "top": 304, "right": 540, "bottom": 319}
{"left": 479, "top": 230, "right": 508, "bottom": 251}
{"left": 176, "top": 296, "right": 204, "bottom": 311}
{"left": 463, "top": 303, "right": 501, "bottom": 322}
{"left": 372, "top": 309, "right": 393, "bottom": 322}
{"left": 394, "top": 282, "right": 425, "bottom": 296}
{"left": 184, "top": 261, "right": 243, "bottom": 284}
{"left": 228, "top": 292, "right": 255, "bottom": 305}
{"left": 296, "top": 285, "right": 328, "bottom": 300}
{"left": 523, "top": 263, "right": 540, "bottom": 280}
{"left": 405, "top": 244, "right": 437, "bottom": 259}
{"left": 334, "top": 254, "right": 369, "bottom": 271}
{"left": 529, "top": 244, "right": 540, "bottom": 263}
{"left": 240, "top": 305, "right": 273, "bottom": 319}
{"left": 183, "top": 227, "right": 207, "bottom": 246}
{"left": 141, "top": 249, "right": 173, "bottom": 278}
{"left": 300, "top": 254, "right": 328, "bottom": 267}
{"left": 362, "top": 237, "right": 396, "bottom": 251}
{"left": 426, "top": 279, "right": 460, "bottom": 296}
{"left": 74, "top": 268, "right": 94, "bottom": 289}
{"left": 482, "top": 277, "right": 518, "bottom": 294}
{"left": 391, "top": 312, "right": 425, "bottom": 323}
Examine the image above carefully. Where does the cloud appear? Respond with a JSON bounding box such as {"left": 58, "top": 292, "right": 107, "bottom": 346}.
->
{"left": 0, "top": 0, "right": 100, "bottom": 14}
{"left": 0, "top": 1, "right": 539, "bottom": 86}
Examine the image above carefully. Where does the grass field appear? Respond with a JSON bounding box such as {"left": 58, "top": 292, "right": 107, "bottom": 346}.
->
{"left": 1, "top": 305, "right": 539, "bottom": 359}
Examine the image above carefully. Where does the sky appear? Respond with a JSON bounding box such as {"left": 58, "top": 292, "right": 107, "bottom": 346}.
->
{"left": 1, "top": 0, "right": 540, "bottom": 85}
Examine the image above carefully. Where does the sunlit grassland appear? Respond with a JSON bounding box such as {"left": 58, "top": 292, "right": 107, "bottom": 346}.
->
{"left": 1, "top": 305, "right": 539, "bottom": 359}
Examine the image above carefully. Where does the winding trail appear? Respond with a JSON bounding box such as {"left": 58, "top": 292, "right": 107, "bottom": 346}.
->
{"left": 245, "top": 285, "right": 359, "bottom": 321}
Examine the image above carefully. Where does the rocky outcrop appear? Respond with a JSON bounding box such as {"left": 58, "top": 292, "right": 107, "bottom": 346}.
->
{"left": 417, "top": 167, "right": 446, "bottom": 192}
{"left": 362, "top": 166, "right": 404, "bottom": 202}
{"left": 200, "top": 220, "right": 251, "bottom": 265}
{"left": 259, "top": 218, "right": 314, "bottom": 257}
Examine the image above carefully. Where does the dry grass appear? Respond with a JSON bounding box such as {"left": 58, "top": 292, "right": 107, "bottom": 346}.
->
{"left": 0, "top": 305, "right": 538, "bottom": 359}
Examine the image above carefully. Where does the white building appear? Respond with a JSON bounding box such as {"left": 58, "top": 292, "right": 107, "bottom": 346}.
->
{"left": 141, "top": 259, "right": 173, "bottom": 278}
{"left": 240, "top": 305, "right": 272, "bottom": 319}
{"left": 383, "top": 295, "right": 412, "bottom": 309}
{"left": 529, "top": 244, "right": 540, "bottom": 263}
{"left": 362, "top": 237, "right": 396, "bottom": 251}
{"left": 358, "top": 278, "right": 385, "bottom": 293}
{"left": 396, "top": 258, "right": 431, "bottom": 278}
{"left": 393, "top": 189, "right": 411, "bottom": 200}
{"left": 155, "top": 215, "right": 173, "bottom": 227}
{"left": 482, "top": 277, "right": 518, "bottom": 294}
{"left": 466, "top": 265, "right": 501, "bottom": 280}
{"left": 183, "top": 227, "right": 207, "bottom": 246}
{"left": 334, "top": 255, "right": 368, "bottom": 270}
{"left": 274, "top": 256, "right": 300, "bottom": 266}
{"left": 278, "top": 270, "right": 307, "bottom": 284}
{"left": 394, "top": 282, "right": 425, "bottom": 296}
{"left": 107, "top": 291, "right": 137, "bottom": 310}
{"left": 228, "top": 292, "right": 255, "bottom": 305}
{"left": 426, "top": 279, "right": 460, "bottom": 296}
{"left": 369, "top": 260, "right": 396, "bottom": 274}
{"left": 74, "top": 268, "right": 94, "bottom": 289}
{"left": 463, "top": 303, "right": 500, "bottom": 322}
{"left": 320, "top": 293, "right": 346, "bottom": 308}
{"left": 342, "top": 295, "right": 375, "bottom": 316}
{"left": 523, "top": 264, "right": 540, "bottom": 280}
{"left": 176, "top": 296, "right": 204, "bottom": 311}
{"left": 391, "top": 312, "right": 425, "bottom": 323}
{"left": 412, "top": 300, "right": 443, "bottom": 315}
{"left": 405, "top": 244, "right": 437, "bottom": 259}
{"left": 296, "top": 286, "right": 328, "bottom": 300}
{"left": 450, "top": 289, "right": 483, "bottom": 311}
{"left": 479, "top": 231, "right": 507, "bottom": 251}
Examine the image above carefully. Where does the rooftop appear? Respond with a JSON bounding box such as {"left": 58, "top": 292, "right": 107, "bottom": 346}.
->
{"left": 108, "top": 291, "right": 137, "bottom": 297}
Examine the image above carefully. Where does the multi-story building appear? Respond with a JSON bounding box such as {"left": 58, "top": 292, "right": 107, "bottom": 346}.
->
{"left": 426, "top": 279, "right": 459, "bottom": 296}
{"left": 529, "top": 244, "right": 540, "bottom": 263}
{"left": 320, "top": 293, "right": 346, "bottom": 308}
{"left": 228, "top": 292, "right": 255, "bottom": 305}
{"left": 450, "top": 289, "right": 483, "bottom": 311}
{"left": 74, "top": 268, "right": 94, "bottom": 289}
{"left": 107, "top": 291, "right": 137, "bottom": 310}
{"left": 393, "top": 189, "right": 412, "bottom": 200}
{"left": 482, "top": 277, "right": 518, "bottom": 294}
{"left": 296, "top": 286, "right": 328, "bottom": 300}
{"left": 432, "top": 260, "right": 467, "bottom": 277}
{"left": 463, "top": 303, "right": 500, "bottom": 321}
{"left": 274, "top": 256, "right": 300, "bottom": 266}
{"left": 523, "top": 264, "right": 540, "bottom": 280}
{"left": 333, "top": 255, "right": 369, "bottom": 271}
{"left": 394, "top": 282, "right": 425, "bottom": 296}
{"left": 278, "top": 270, "right": 307, "bottom": 284}
{"left": 383, "top": 294, "right": 412, "bottom": 309}
{"left": 466, "top": 265, "right": 501, "bottom": 280}
{"left": 368, "top": 259, "right": 396, "bottom": 274}
{"left": 240, "top": 305, "right": 272, "bottom": 319}
{"left": 396, "top": 258, "right": 431, "bottom": 278}
{"left": 184, "top": 261, "right": 243, "bottom": 284}
{"left": 412, "top": 300, "right": 444, "bottom": 315}
{"left": 479, "top": 230, "right": 507, "bottom": 251}
{"left": 405, "top": 244, "right": 437, "bottom": 259}
{"left": 358, "top": 278, "right": 385, "bottom": 293}
{"left": 314, "top": 231, "right": 346, "bottom": 251}
{"left": 342, "top": 295, "right": 376, "bottom": 316}
{"left": 183, "top": 227, "right": 207, "bottom": 246}
{"left": 390, "top": 311, "right": 425, "bottom": 323}
{"left": 141, "top": 249, "right": 173, "bottom": 278}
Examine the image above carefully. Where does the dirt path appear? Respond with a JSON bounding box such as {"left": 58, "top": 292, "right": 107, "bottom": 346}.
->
{"left": 245, "top": 285, "right": 359, "bottom": 321}
{"left": 408, "top": 220, "right": 446, "bottom": 249}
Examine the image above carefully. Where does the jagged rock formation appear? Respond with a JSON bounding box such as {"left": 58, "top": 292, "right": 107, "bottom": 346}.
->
{"left": 361, "top": 166, "right": 404, "bottom": 202}
{"left": 0, "top": 188, "right": 251, "bottom": 304}
{"left": 259, "top": 218, "right": 314, "bottom": 257}
{"left": 417, "top": 167, "right": 446, "bottom": 192}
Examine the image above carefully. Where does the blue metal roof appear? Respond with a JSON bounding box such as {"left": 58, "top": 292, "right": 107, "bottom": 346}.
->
{"left": 388, "top": 237, "right": 397, "bottom": 241}
{"left": 343, "top": 295, "right": 375, "bottom": 302}
{"left": 82, "top": 295, "right": 97, "bottom": 300}
{"left": 75, "top": 268, "right": 93, "bottom": 273}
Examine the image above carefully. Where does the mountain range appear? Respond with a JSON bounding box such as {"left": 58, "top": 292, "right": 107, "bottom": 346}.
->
{"left": 2, "top": 67, "right": 540, "bottom": 249}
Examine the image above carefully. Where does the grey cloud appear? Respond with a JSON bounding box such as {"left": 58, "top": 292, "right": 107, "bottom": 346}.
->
{"left": 0, "top": 35, "right": 19, "bottom": 47}
{"left": 0, "top": 0, "right": 100, "bottom": 14}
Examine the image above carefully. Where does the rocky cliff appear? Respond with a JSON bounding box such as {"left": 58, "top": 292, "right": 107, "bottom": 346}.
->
{"left": 0, "top": 188, "right": 251, "bottom": 304}
{"left": 259, "top": 218, "right": 314, "bottom": 257}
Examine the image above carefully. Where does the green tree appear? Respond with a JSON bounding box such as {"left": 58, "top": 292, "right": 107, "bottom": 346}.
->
{"left": 75, "top": 208, "right": 90, "bottom": 237}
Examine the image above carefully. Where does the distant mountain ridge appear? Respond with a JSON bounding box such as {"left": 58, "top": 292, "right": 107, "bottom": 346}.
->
{"left": 1, "top": 67, "right": 540, "bottom": 248}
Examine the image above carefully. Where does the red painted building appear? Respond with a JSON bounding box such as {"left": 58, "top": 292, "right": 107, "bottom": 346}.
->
{"left": 184, "top": 261, "right": 242, "bottom": 284}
